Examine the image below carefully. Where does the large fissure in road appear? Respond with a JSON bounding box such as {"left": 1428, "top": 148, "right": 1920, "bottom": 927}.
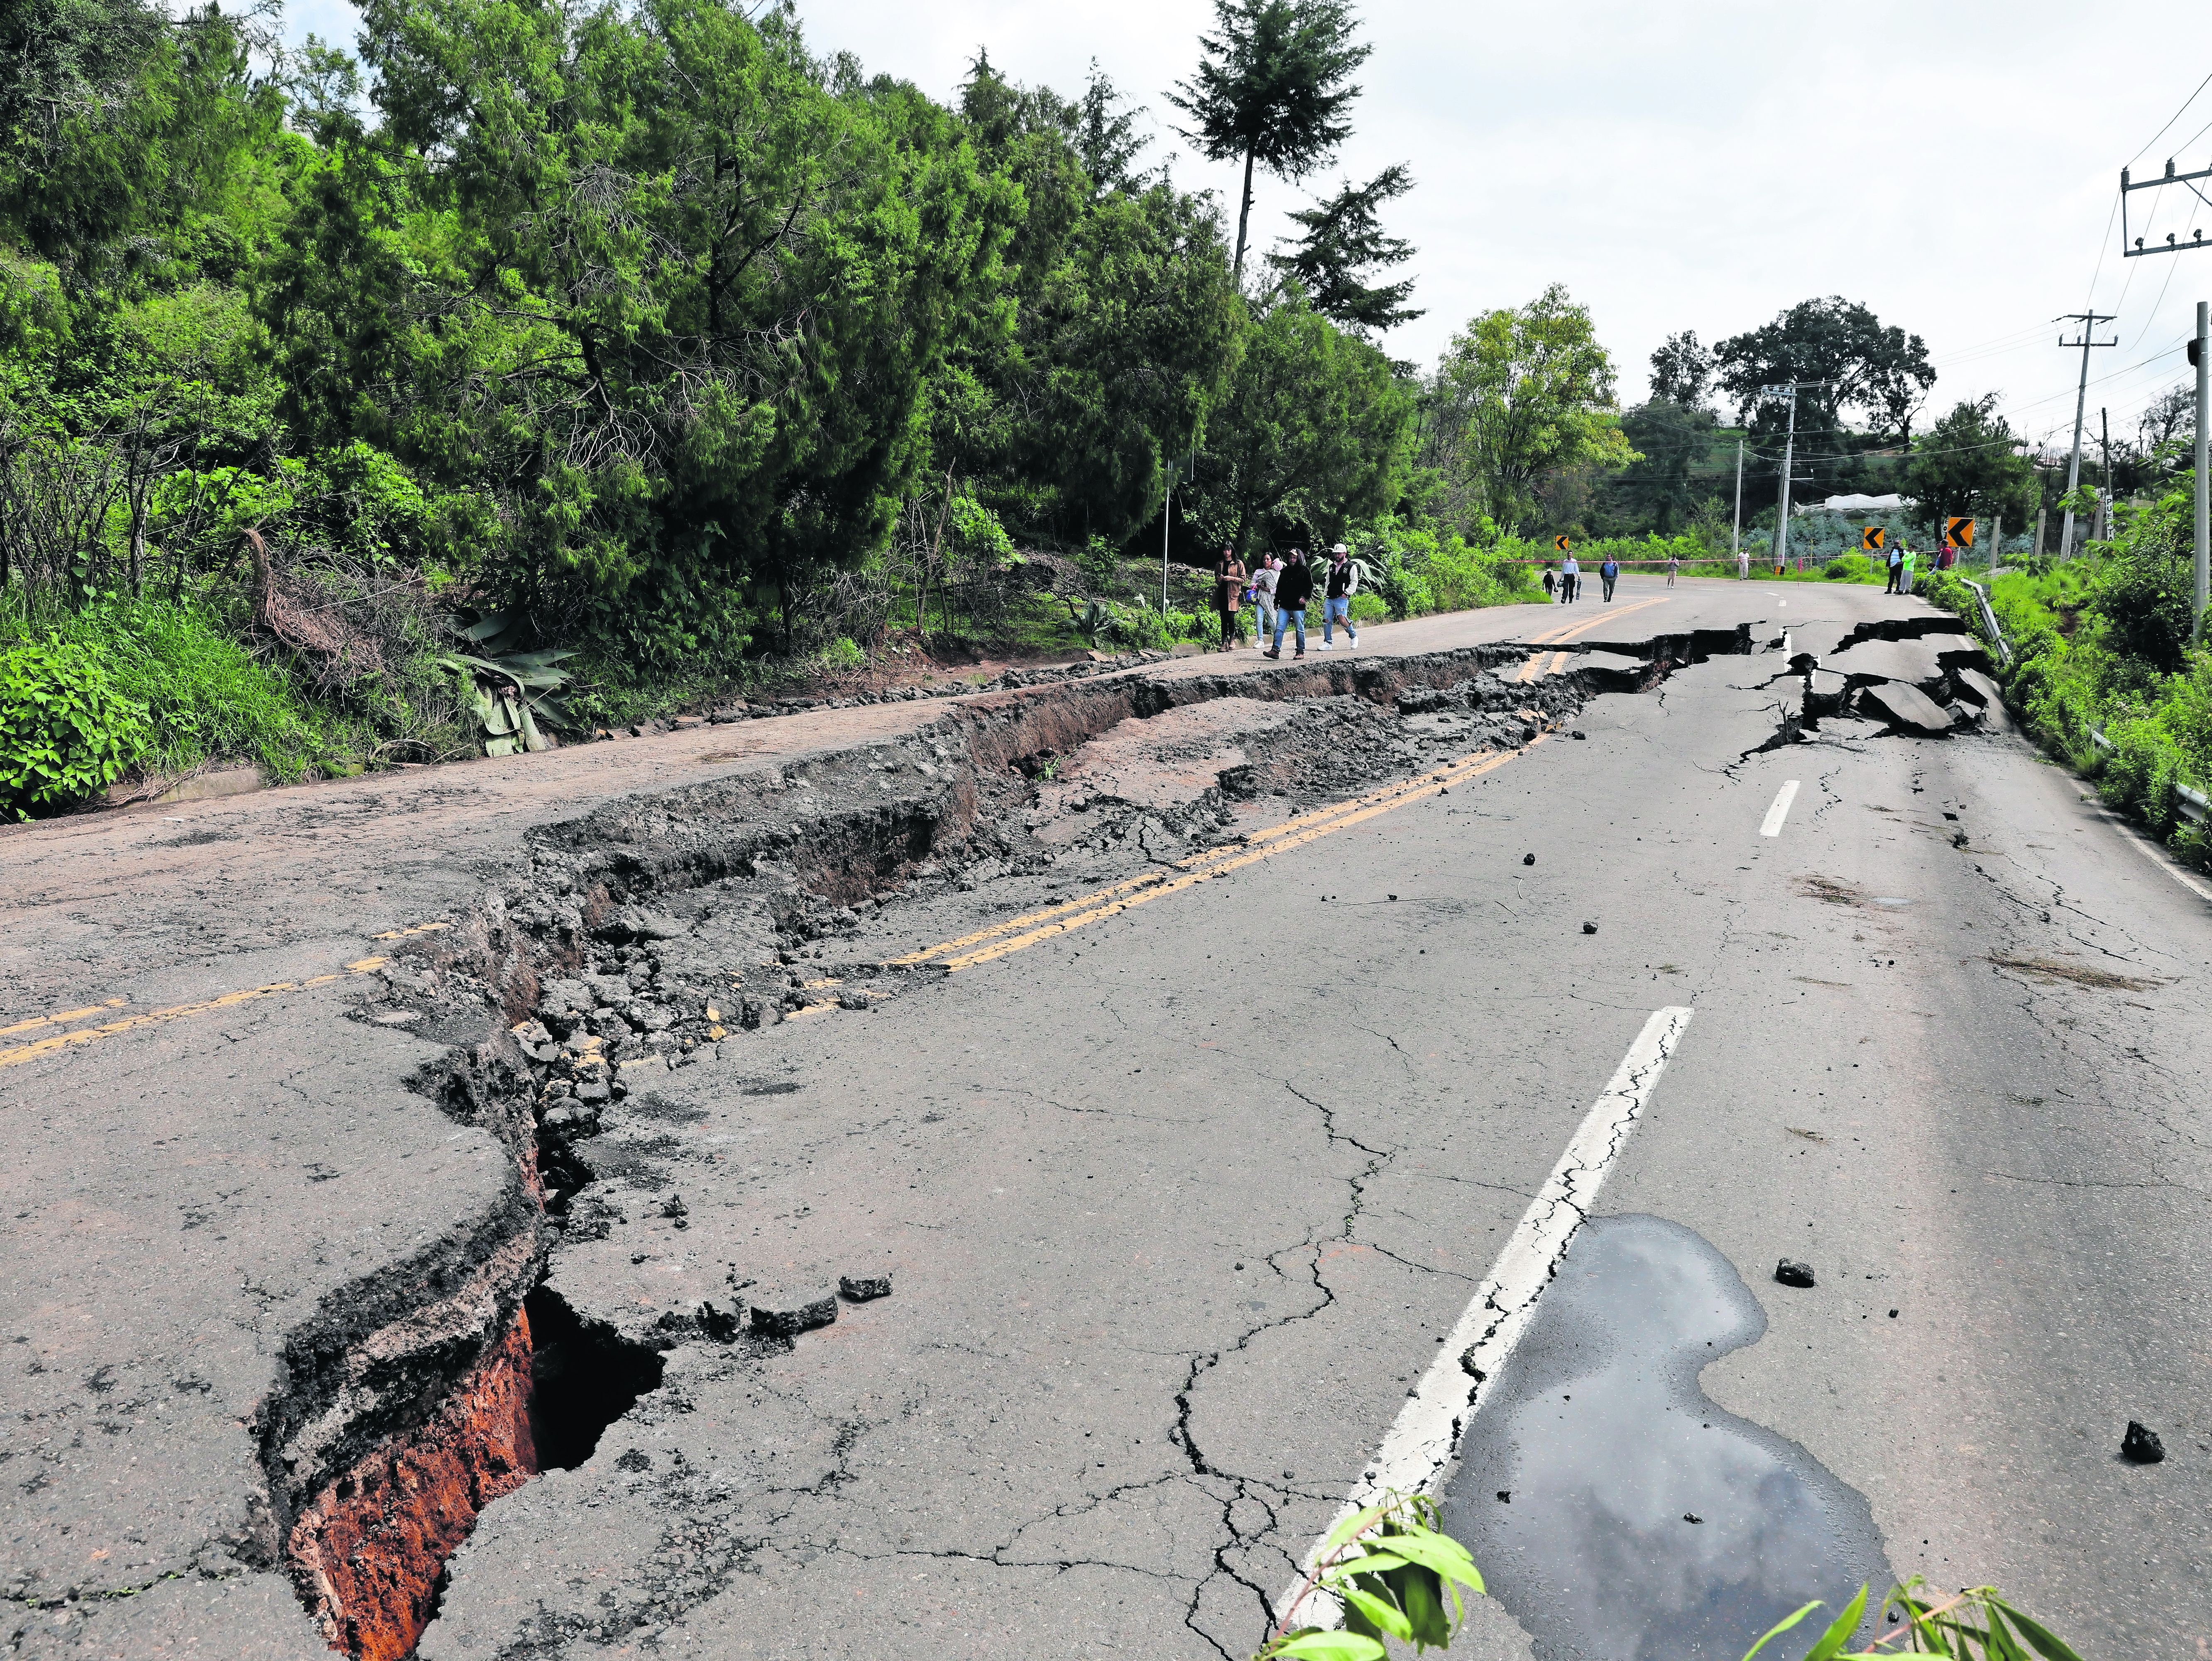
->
{"left": 255, "top": 633, "right": 1764, "bottom": 1657}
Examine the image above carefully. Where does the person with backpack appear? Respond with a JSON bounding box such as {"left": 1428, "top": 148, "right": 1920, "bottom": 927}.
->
{"left": 1267, "top": 549, "right": 1312, "bottom": 658}
{"left": 1599, "top": 553, "right": 1620, "bottom": 602}
{"left": 1321, "top": 543, "right": 1360, "bottom": 649}
{"left": 1249, "top": 554, "right": 1280, "bottom": 655}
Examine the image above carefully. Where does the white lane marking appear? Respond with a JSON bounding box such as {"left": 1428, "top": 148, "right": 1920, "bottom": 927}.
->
{"left": 2090, "top": 807, "right": 2212, "bottom": 904}
{"left": 1759, "top": 780, "right": 1801, "bottom": 837}
{"left": 1278, "top": 1007, "right": 1695, "bottom": 1627}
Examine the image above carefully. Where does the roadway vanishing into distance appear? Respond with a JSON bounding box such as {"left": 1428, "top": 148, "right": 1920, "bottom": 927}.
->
{"left": 3, "top": 578, "right": 2207, "bottom": 1661}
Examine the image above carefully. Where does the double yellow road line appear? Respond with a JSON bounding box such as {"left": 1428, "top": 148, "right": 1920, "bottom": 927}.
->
{"left": 1511, "top": 595, "right": 1669, "bottom": 681}
{"left": 890, "top": 737, "right": 1545, "bottom": 973}
{"left": 0, "top": 923, "right": 452, "bottom": 1073}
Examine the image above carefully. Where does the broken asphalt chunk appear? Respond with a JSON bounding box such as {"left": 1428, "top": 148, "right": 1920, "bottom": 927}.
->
{"left": 839, "top": 1271, "right": 893, "bottom": 1301}
{"left": 750, "top": 1288, "right": 839, "bottom": 1337}
{"left": 2121, "top": 1420, "right": 2166, "bottom": 1464}
{"left": 1857, "top": 681, "right": 1957, "bottom": 737}
{"left": 1524, "top": 853, "right": 1535, "bottom": 865}
{"left": 1773, "top": 1259, "right": 1816, "bottom": 1289}
{"left": 1581, "top": 921, "right": 1597, "bottom": 935}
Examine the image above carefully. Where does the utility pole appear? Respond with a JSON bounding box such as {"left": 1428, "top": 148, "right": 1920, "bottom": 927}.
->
{"left": 1762, "top": 384, "right": 1822, "bottom": 574}
{"left": 2096, "top": 407, "right": 2113, "bottom": 543}
{"left": 1731, "top": 439, "right": 1744, "bottom": 577}
{"left": 2055, "top": 312, "right": 2118, "bottom": 558}
{"left": 2197, "top": 300, "right": 2209, "bottom": 643}
{"left": 2119, "top": 154, "right": 2212, "bottom": 630}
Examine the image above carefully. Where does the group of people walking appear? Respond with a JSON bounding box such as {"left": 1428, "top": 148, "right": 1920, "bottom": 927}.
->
{"left": 1214, "top": 543, "right": 1362, "bottom": 657}
{"left": 1541, "top": 552, "right": 1669, "bottom": 603}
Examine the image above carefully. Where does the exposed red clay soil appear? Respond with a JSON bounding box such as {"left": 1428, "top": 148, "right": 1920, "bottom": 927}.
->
{"left": 289, "top": 1311, "right": 538, "bottom": 1661}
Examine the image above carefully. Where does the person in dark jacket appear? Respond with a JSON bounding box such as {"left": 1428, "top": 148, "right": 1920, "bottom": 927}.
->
{"left": 1268, "top": 550, "right": 1312, "bottom": 658}
{"left": 1599, "top": 554, "right": 1620, "bottom": 601}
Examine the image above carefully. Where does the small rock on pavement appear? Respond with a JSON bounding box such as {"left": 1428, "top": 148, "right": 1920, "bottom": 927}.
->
{"left": 840, "top": 1271, "right": 894, "bottom": 1301}
{"left": 1774, "top": 1258, "right": 1816, "bottom": 1288}
{"left": 1581, "top": 921, "right": 1597, "bottom": 935}
{"left": 750, "top": 1288, "right": 838, "bottom": 1336}
{"left": 2121, "top": 1420, "right": 2166, "bottom": 1464}
{"left": 1523, "top": 853, "right": 1536, "bottom": 865}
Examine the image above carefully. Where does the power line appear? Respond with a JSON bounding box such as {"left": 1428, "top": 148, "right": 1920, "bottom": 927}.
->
{"left": 2129, "top": 70, "right": 2212, "bottom": 167}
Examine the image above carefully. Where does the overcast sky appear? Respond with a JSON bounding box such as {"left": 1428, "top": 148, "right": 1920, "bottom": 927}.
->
{"left": 286, "top": 0, "right": 2212, "bottom": 458}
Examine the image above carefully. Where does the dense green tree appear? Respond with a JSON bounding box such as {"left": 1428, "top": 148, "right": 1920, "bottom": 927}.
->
{"left": 1166, "top": 0, "right": 1368, "bottom": 278}
{"left": 275, "top": 0, "right": 1016, "bottom": 656}
{"left": 1713, "top": 296, "right": 1934, "bottom": 507}
{"left": 1715, "top": 296, "right": 1934, "bottom": 439}
{"left": 1605, "top": 399, "right": 1720, "bottom": 532}
{"left": 1429, "top": 284, "right": 1635, "bottom": 531}
{"left": 1648, "top": 331, "right": 1712, "bottom": 407}
{"left": 938, "top": 55, "right": 1240, "bottom": 546}
{"left": 1904, "top": 396, "right": 2038, "bottom": 538}
{"left": 1267, "top": 162, "right": 1419, "bottom": 338}
{"left": 1187, "top": 290, "right": 1411, "bottom": 553}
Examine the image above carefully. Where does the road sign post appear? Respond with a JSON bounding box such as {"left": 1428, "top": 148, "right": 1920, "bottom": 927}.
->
{"left": 1554, "top": 534, "right": 1571, "bottom": 552}
{"left": 1861, "top": 527, "right": 1886, "bottom": 554}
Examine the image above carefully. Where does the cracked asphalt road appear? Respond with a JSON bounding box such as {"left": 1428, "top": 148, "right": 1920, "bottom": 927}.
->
{"left": 5, "top": 578, "right": 2210, "bottom": 1659}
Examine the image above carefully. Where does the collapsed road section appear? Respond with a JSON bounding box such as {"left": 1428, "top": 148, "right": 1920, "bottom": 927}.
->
{"left": 10, "top": 621, "right": 1800, "bottom": 1660}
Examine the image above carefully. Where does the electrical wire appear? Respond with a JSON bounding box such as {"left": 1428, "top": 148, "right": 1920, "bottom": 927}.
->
{"left": 2129, "top": 70, "right": 2212, "bottom": 167}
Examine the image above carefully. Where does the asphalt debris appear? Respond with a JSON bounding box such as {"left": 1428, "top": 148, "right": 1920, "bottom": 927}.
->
{"left": 839, "top": 1271, "right": 894, "bottom": 1302}
{"left": 1774, "top": 1259, "right": 1816, "bottom": 1289}
{"left": 749, "top": 1288, "right": 838, "bottom": 1337}
{"left": 2122, "top": 1420, "right": 2167, "bottom": 1464}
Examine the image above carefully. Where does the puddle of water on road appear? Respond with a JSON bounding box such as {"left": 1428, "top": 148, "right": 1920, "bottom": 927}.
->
{"left": 1441, "top": 1214, "right": 1892, "bottom": 1661}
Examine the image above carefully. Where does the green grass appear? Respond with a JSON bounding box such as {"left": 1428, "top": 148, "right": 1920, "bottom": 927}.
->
{"left": 1, "top": 594, "right": 340, "bottom": 783}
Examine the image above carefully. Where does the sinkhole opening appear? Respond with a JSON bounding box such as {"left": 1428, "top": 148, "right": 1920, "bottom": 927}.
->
{"left": 524, "top": 1284, "right": 666, "bottom": 1471}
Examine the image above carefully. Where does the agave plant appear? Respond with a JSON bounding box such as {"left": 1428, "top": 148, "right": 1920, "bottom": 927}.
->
{"left": 438, "top": 612, "right": 575, "bottom": 757}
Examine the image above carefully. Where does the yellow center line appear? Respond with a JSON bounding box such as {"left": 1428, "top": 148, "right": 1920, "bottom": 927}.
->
{"left": 0, "top": 951, "right": 406, "bottom": 1072}
{"left": 0, "top": 998, "right": 127, "bottom": 1039}
{"left": 941, "top": 742, "right": 1540, "bottom": 970}
{"left": 888, "top": 745, "right": 1522, "bottom": 968}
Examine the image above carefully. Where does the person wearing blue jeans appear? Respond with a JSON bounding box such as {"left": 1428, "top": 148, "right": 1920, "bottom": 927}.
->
{"left": 1321, "top": 543, "right": 1359, "bottom": 649}
{"left": 1267, "top": 549, "right": 1313, "bottom": 658}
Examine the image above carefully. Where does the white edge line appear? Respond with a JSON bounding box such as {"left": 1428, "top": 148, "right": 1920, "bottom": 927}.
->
{"left": 1274, "top": 1006, "right": 1696, "bottom": 1631}
{"left": 1759, "top": 779, "right": 1801, "bottom": 838}
{"left": 2091, "top": 806, "right": 2212, "bottom": 903}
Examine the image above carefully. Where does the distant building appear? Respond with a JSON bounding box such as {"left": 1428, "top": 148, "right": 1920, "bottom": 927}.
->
{"left": 1800, "top": 493, "right": 1914, "bottom": 514}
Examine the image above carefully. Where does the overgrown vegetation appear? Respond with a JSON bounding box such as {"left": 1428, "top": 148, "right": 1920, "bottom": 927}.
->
{"left": 1918, "top": 486, "right": 2210, "bottom": 869}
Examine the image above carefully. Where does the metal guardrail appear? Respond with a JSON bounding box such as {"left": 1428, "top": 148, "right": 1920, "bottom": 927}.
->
{"left": 2088, "top": 725, "right": 2210, "bottom": 825}
{"left": 1961, "top": 577, "right": 2011, "bottom": 665}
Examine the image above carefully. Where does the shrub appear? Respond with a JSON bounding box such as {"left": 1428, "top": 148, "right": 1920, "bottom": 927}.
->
{"left": 0, "top": 636, "right": 150, "bottom": 818}
{"left": 1823, "top": 552, "right": 1874, "bottom": 581}
{"left": 35, "top": 598, "right": 337, "bottom": 782}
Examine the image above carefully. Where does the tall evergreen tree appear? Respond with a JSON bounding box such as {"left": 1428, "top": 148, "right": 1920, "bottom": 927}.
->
{"left": 1165, "top": 0, "right": 1368, "bottom": 279}
{"left": 1267, "top": 162, "right": 1419, "bottom": 336}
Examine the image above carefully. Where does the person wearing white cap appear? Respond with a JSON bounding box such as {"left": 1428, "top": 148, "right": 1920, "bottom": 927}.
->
{"left": 1321, "top": 543, "right": 1359, "bottom": 649}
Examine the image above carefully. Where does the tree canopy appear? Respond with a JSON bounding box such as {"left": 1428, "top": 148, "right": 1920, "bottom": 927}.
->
{"left": 1165, "top": 0, "right": 1368, "bottom": 278}
{"left": 1428, "top": 284, "right": 1635, "bottom": 531}
{"left": 1266, "top": 162, "right": 1420, "bottom": 338}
